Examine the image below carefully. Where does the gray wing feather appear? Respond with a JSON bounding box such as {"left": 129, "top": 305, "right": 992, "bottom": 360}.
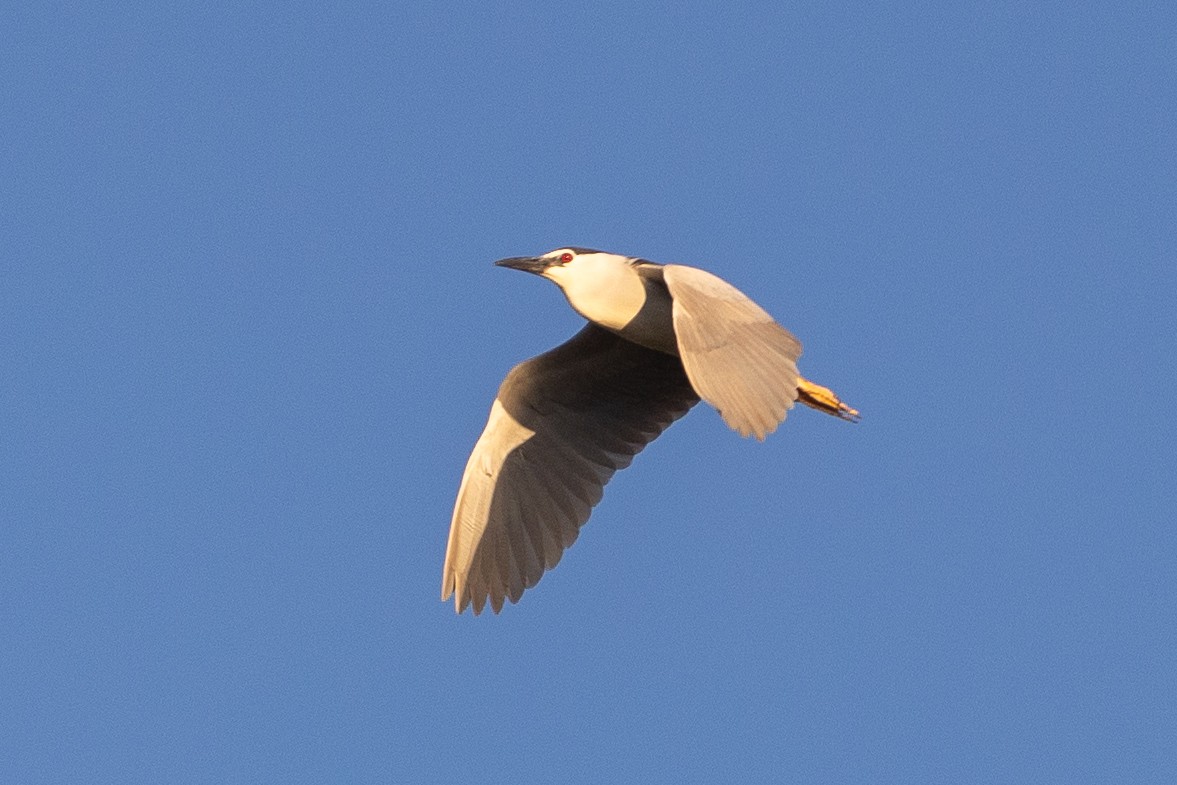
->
{"left": 442, "top": 324, "right": 699, "bottom": 615}
{"left": 662, "top": 264, "right": 802, "bottom": 440}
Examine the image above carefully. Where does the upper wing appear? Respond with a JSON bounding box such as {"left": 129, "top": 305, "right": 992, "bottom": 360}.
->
{"left": 662, "top": 264, "right": 802, "bottom": 440}
{"left": 442, "top": 324, "right": 699, "bottom": 615}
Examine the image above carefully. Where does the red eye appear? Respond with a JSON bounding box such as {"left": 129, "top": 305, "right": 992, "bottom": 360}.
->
{"left": 559, "top": 252, "right": 574, "bottom": 264}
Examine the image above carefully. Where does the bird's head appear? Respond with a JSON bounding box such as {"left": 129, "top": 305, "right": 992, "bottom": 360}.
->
{"left": 494, "top": 248, "right": 633, "bottom": 287}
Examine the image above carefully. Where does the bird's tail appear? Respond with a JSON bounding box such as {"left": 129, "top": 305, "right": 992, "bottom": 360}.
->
{"left": 797, "top": 378, "right": 860, "bottom": 422}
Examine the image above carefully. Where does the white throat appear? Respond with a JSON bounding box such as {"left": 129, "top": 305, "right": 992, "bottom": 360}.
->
{"left": 543, "top": 253, "right": 677, "bottom": 354}
{"left": 544, "top": 254, "right": 643, "bottom": 330}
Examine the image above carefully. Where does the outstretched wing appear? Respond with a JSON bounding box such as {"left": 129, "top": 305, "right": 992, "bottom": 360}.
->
{"left": 662, "top": 264, "right": 802, "bottom": 440}
{"left": 442, "top": 324, "right": 699, "bottom": 615}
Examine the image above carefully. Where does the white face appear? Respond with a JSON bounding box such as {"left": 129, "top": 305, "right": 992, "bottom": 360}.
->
{"left": 537, "top": 248, "right": 628, "bottom": 285}
{"left": 538, "top": 248, "right": 578, "bottom": 284}
{"left": 528, "top": 248, "right": 650, "bottom": 333}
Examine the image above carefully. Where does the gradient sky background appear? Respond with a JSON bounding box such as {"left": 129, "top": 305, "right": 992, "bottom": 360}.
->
{"left": 4, "top": 2, "right": 1175, "bottom": 783}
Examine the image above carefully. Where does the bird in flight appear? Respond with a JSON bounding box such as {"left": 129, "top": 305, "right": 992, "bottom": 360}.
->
{"left": 443, "top": 248, "right": 858, "bottom": 615}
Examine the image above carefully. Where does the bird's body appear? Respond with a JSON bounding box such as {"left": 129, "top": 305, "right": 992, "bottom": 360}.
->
{"left": 443, "top": 248, "right": 857, "bottom": 615}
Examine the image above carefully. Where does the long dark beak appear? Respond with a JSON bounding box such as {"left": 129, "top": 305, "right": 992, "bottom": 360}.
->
{"left": 494, "top": 256, "right": 548, "bottom": 275}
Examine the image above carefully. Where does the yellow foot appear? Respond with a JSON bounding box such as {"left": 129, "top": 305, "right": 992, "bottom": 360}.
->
{"left": 797, "top": 378, "right": 860, "bottom": 422}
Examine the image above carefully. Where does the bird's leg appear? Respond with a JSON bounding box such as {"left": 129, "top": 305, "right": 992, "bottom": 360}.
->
{"left": 797, "top": 378, "right": 860, "bottom": 422}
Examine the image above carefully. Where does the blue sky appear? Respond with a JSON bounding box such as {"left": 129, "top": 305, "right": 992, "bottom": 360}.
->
{"left": 3, "top": 2, "right": 1174, "bottom": 782}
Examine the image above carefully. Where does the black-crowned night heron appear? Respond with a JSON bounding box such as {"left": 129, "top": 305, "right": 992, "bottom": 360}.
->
{"left": 443, "top": 248, "right": 858, "bottom": 615}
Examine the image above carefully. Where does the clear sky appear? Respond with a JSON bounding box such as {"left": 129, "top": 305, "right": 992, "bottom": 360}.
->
{"left": 3, "top": 2, "right": 1174, "bottom": 783}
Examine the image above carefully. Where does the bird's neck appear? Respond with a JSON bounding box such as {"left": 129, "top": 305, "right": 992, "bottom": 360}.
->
{"left": 560, "top": 259, "right": 678, "bottom": 355}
